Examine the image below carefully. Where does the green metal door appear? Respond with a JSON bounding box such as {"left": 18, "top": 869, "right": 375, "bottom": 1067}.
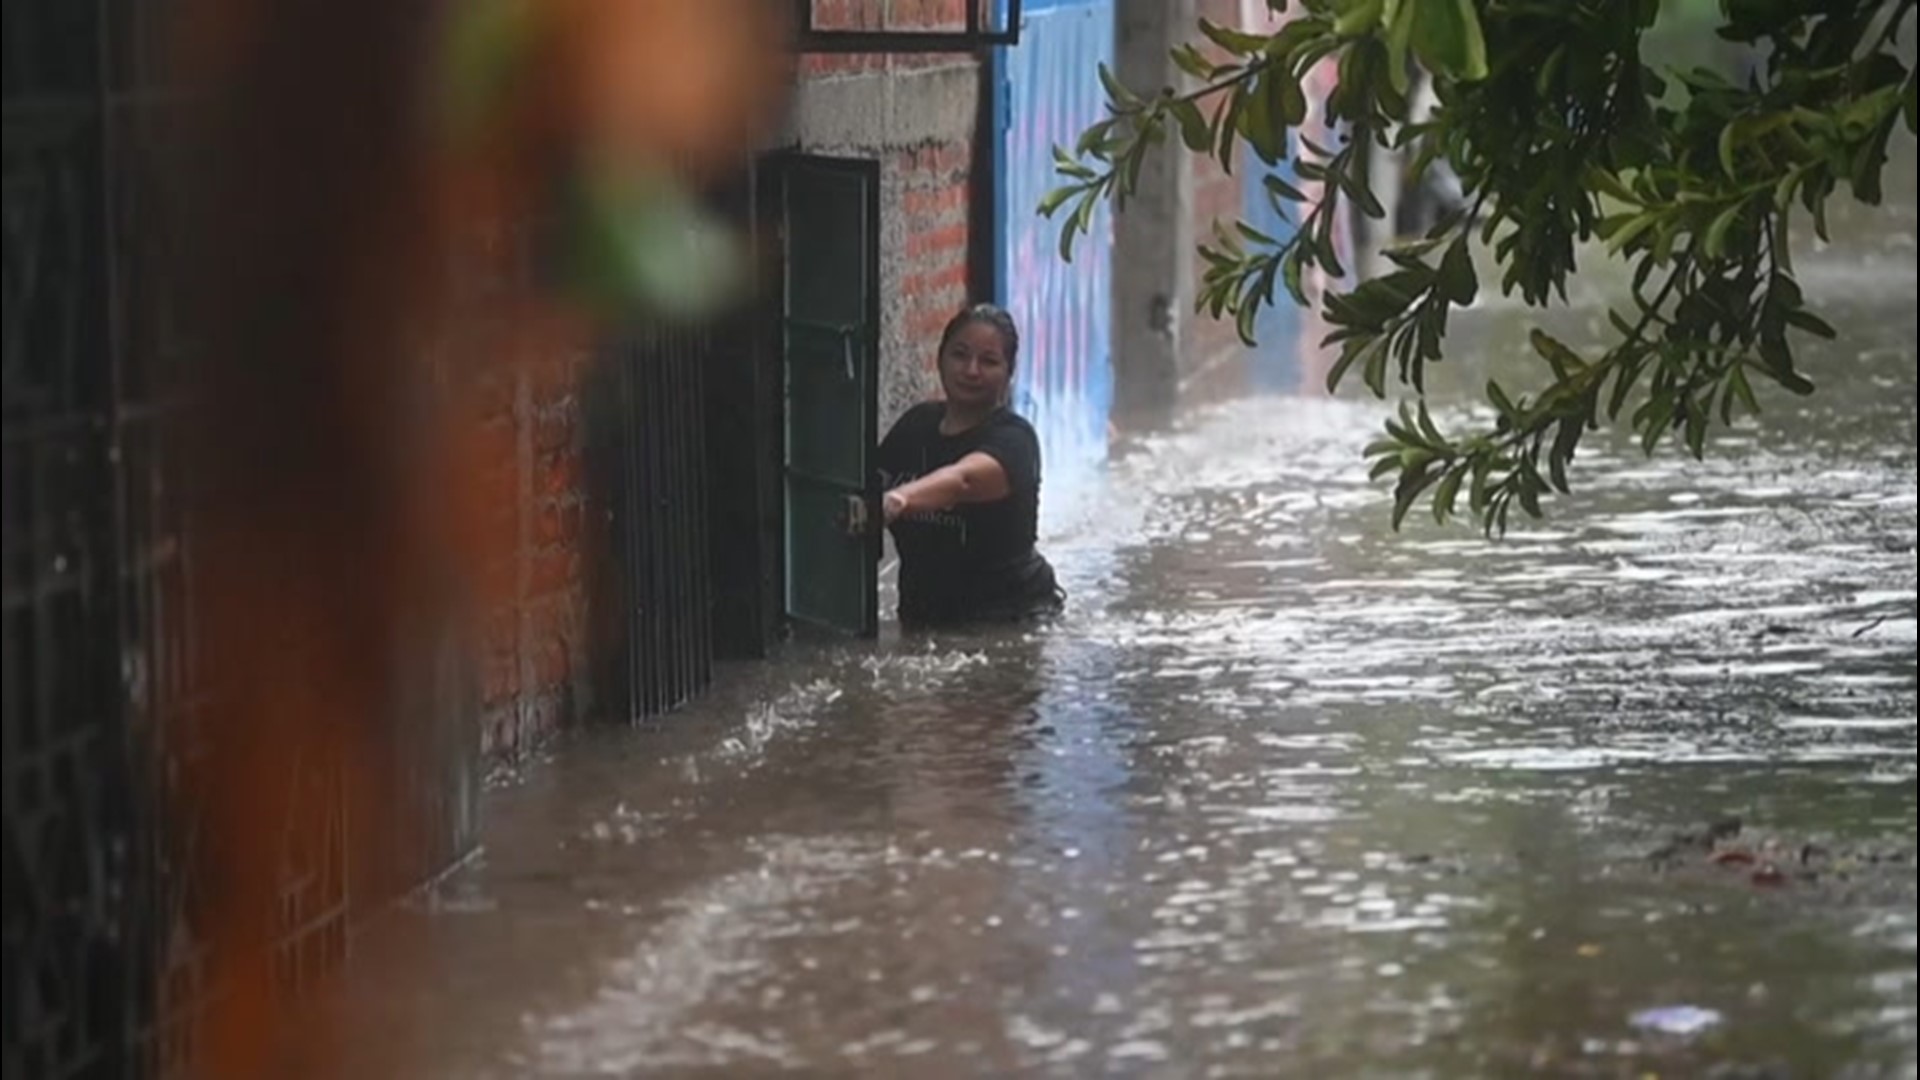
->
{"left": 777, "top": 154, "right": 880, "bottom": 636}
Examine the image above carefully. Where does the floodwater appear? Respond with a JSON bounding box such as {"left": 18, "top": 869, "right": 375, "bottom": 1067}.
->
{"left": 320, "top": 233, "right": 1916, "bottom": 1078}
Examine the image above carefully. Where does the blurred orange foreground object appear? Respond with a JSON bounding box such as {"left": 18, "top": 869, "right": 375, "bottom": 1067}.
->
{"left": 165, "top": 2, "right": 792, "bottom": 1076}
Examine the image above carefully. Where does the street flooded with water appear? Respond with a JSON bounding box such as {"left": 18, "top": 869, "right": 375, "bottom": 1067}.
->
{"left": 317, "top": 223, "right": 1917, "bottom": 1079}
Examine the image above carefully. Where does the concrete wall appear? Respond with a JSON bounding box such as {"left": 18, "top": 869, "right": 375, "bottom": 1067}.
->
{"left": 1111, "top": 0, "right": 1262, "bottom": 428}
{"left": 1112, "top": 0, "right": 1194, "bottom": 433}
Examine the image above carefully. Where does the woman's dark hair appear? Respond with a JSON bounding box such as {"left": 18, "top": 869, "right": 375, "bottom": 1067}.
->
{"left": 939, "top": 302, "right": 1020, "bottom": 373}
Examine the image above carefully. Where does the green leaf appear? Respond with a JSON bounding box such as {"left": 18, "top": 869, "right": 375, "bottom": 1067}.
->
{"left": 1469, "top": 456, "right": 1493, "bottom": 513}
{"left": 1438, "top": 239, "right": 1477, "bottom": 305}
{"left": 1419, "top": 406, "right": 1448, "bottom": 446}
{"left": 1385, "top": 234, "right": 1443, "bottom": 259}
{"left": 1535, "top": 46, "right": 1566, "bottom": 98}
{"left": 1385, "top": 0, "right": 1415, "bottom": 95}
{"left": 1060, "top": 197, "right": 1099, "bottom": 264}
{"left": 1433, "top": 466, "right": 1465, "bottom": 524}
{"left": 1038, "top": 185, "right": 1077, "bottom": 218}
{"left": 1198, "top": 19, "right": 1271, "bottom": 56}
{"left": 1236, "top": 221, "right": 1280, "bottom": 247}
{"left": 1728, "top": 362, "right": 1760, "bottom": 416}
{"left": 1282, "top": 248, "right": 1307, "bottom": 306}
{"left": 1264, "top": 174, "right": 1308, "bottom": 204}
{"left": 1517, "top": 483, "right": 1543, "bottom": 520}
{"left": 1243, "top": 73, "right": 1285, "bottom": 164}
{"left": 1588, "top": 167, "right": 1642, "bottom": 208}
{"left": 1075, "top": 119, "right": 1116, "bottom": 158}
{"left": 1604, "top": 212, "right": 1659, "bottom": 255}
{"left": 1279, "top": 75, "right": 1308, "bottom": 129}
{"left": 1411, "top": 0, "right": 1488, "bottom": 82}
{"left": 1452, "top": 0, "right": 1490, "bottom": 81}
{"left": 1172, "top": 43, "right": 1218, "bottom": 81}
{"left": 1781, "top": 307, "right": 1837, "bottom": 339}
{"left": 1334, "top": 0, "right": 1385, "bottom": 38}
{"left": 1171, "top": 99, "right": 1213, "bottom": 153}
{"left": 1392, "top": 464, "right": 1442, "bottom": 531}
{"left": 1098, "top": 64, "right": 1142, "bottom": 112}
{"left": 1487, "top": 379, "right": 1519, "bottom": 422}
{"left": 1905, "top": 71, "right": 1918, "bottom": 135}
{"left": 1717, "top": 121, "right": 1742, "bottom": 180}
{"left": 1651, "top": 217, "right": 1679, "bottom": 267}
{"left": 1684, "top": 400, "right": 1710, "bottom": 460}
{"left": 1218, "top": 90, "right": 1246, "bottom": 176}
{"left": 1052, "top": 144, "right": 1085, "bottom": 173}
{"left": 1327, "top": 339, "right": 1369, "bottom": 393}
{"left": 1345, "top": 163, "right": 1388, "bottom": 220}
{"left": 1608, "top": 351, "right": 1647, "bottom": 421}
{"left": 1850, "top": 118, "right": 1894, "bottom": 205}
{"left": 1549, "top": 417, "right": 1582, "bottom": 494}
{"left": 1772, "top": 167, "right": 1806, "bottom": 213}
{"left": 1703, "top": 203, "right": 1743, "bottom": 260}
{"left": 1123, "top": 139, "right": 1151, "bottom": 198}
{"left": 1529, "top": 330, "right": 1586, "bottom": 381}
{"left": 1775, "top": 368, "right": 1816, "bottom": 395}
{"left": 1639, "top": 394, "right": 1674, "bottom": 456}
{"left": 1361, "top": 335, "right": 1393, "bottom": 396}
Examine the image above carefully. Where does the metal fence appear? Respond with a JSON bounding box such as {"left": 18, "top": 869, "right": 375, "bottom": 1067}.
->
{"left": 592, "top": 324, "right": 718, "bottom": 722}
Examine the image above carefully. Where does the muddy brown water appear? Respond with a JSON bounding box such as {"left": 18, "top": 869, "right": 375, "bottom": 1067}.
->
{"left": 311, "top": 229, "right": 1915, "bottom": 1078}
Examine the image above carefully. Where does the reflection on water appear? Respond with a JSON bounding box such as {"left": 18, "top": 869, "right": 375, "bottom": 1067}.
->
{"left": 319, "top": 246, "right": 1915, "bottom": 1078}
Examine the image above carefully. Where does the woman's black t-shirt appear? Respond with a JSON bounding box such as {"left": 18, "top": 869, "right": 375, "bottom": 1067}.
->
{"left": 875, "top": 403, "right": 1060, "bottom": 625}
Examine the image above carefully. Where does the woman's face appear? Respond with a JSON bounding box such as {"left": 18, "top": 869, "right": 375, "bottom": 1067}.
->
{"left": 937, "top": 320, "right": 1013, "bottom": 409}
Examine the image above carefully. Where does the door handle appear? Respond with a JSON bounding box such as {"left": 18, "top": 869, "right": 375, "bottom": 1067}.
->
{"left": 838, "top": 492, "right": 871, "bottom": 538}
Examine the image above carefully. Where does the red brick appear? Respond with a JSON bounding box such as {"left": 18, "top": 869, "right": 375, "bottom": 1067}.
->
{"left": 528, "top": 358, "right": 575, "bottom": 407}
{"left": 534, "top": 641, "right": 570, "bottom": 686}
{"left": 902, "top": 263, "right": 968, "bottom": 297}
{"left": 911, "top": 307, "right": 960, "bottom": 340}
{"left": 529, "top": 596, "right": 579, "bottom": 640}
{"left": 538, "top": 449, "right": 580, "bottom": 498}
{"left": 534, "top": 502, "right": 582, "bottom": 547}
{"left": 906, "top": 222, "right": 968, "bottom": 260}
{"left": 533, "top": 409, "right": 575, "bottom": 454}
{"left": 903, "top": 186, "right": 968, "bottom": 219}
{"left": 483, "top": 654, "right": 519, "bottom": 705}
{"left": 528, "top": 548, "right": 579, "bottom": 597}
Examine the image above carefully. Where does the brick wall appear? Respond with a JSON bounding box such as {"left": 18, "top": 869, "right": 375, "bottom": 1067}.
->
{"left": 469, "top": 347, "right": 591, "bottom": 760}
{"left": 799, "top": 0, "right": 981, "bottom": 78}
{"left": 438, "top": 221, "right": 594, "bottom": 761}
{"left": 445, "top": 9, "right": 986, "bottom": 761}
{"left": 890, "top": 138, "right": 974, "bottom": 423}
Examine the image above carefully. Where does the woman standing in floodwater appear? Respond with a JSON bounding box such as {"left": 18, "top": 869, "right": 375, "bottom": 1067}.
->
{"left": 875, "top": 303, "right": 1065, "bottom": 628}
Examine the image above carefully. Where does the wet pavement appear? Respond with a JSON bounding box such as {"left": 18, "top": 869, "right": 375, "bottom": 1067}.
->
{"left": 318, "top": 232, "right": 1916, "bottom": 1078}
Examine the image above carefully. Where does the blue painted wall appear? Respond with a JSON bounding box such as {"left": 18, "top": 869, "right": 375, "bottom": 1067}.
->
{"left": 995, "top": 0, "right": 1116, "bottom": 505}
